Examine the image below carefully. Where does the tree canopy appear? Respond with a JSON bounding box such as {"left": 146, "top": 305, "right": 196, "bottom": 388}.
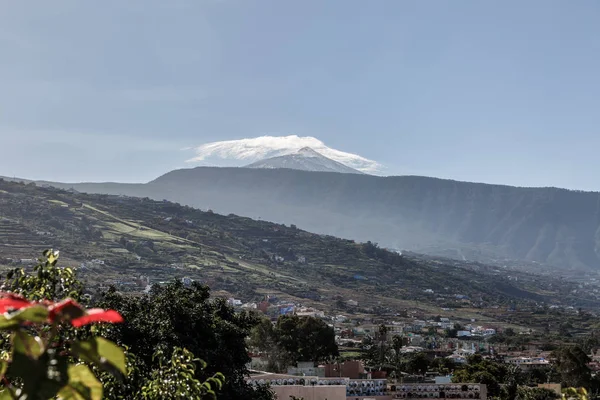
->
{"left": 249, "top": 314, "right": 338, "bottom": 372}
{"left": 551, "top": 346, "right": 592, "bottom": 389}
{"left": 98, "top": 280, "right": 268, "bottom": 400}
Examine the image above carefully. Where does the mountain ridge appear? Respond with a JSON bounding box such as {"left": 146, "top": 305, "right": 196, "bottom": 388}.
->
{"left": 6, "top": 167, "right": 600, "bottom": 270}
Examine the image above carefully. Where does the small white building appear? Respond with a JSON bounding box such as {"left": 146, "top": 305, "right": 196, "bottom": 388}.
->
{"left": 346, "top": 299, "right": 358, "bottom": 307}
{"left": 505, "top": 357, "right": 550, "bottom": 371}
{"left": 227, "top": 298, "right": 243, "bottom": 307}
{"left": 334, "top": 315, "right": 348, "bottom": 323}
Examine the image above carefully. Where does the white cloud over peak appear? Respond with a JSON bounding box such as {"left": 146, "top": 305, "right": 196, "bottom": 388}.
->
{"left": 186, "top": 135, "right": 384, "bottom": 174}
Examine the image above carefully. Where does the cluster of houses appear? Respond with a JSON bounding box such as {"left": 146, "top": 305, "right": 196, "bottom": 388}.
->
{"left": 234, "top": 294, "right": 579, "bottom": 400}
{"left": 247, "top": 357, "right": 491, "bottom": 400}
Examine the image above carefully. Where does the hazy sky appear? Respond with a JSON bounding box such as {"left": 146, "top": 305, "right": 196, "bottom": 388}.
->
{"left": 2, "top": 1, "right": 600, "bottom": 190}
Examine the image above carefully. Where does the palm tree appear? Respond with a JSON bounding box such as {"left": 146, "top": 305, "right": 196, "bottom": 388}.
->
{"left": 504, "top": 364, "right": 523, "bottom": 400}
{"left": 377, "top": 324, "right": 389, "bottom": 370}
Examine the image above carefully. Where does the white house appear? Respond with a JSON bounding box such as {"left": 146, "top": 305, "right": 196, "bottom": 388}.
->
{"left": 227, "top": 298, "right": 243, "bottom": 307}
{"left": 505, "top": 357, "right": 550, "bottom": 371}
{"left": 335, "top": 315, "right": 348, "bottom": 323}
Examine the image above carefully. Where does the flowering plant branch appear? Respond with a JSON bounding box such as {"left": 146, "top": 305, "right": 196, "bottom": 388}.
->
{"left": 0, "top": 250, "right": 126, "bottom": 400}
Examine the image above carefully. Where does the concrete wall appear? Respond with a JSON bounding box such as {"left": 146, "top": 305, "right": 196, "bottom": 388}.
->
{"left": 346, "top": 396, "right": 393, "bottom": 400}
{"left": 391, "top": 384, "right": 488, "bottom": 399}
{"left": 271, "top": 385, "right": 347, "bottom": 400}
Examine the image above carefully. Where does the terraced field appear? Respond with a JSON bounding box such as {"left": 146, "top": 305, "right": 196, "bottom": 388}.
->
{"left": 0, "top": 217, "right": 54, "bottom": 257}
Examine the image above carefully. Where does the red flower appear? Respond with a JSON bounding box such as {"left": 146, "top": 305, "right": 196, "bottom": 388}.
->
{"left": 0, "top": 293, "right": 123, "bottom": 328}
{"left": 0, "top": 292, "right": 33, "bottom": 313}
{"left": 48, "top": 298, "right": 86, "bottom": 321}
{"left": 49, "top": 299, "right": 123, "bottom": 327}
{"left": 71, "top": 309, "right": 123, "bottom": 327}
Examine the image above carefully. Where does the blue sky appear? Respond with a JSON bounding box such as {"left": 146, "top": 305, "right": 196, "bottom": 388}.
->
{"left": 1, "top": 1, "right": 600, "bottom": 189}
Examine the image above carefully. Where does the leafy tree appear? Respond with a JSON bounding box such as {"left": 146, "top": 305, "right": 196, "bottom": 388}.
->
{"left": 3, "top": 249, "right": 83, "bottom": 301}
{"left": 360, "top": 327, "right": 394, "bottom": 371}
{"left": 406, "top": 353, "right": 430, "bottom": 376}
{"left": 552, "top": 346, "right": 591, "bottom": 389}
{"left": 430, "top": 357, "right": 455, "bottom": 375}
{"left": 577, "top": 334, "right": 600, "bottom": 354}
{"left": 274, "top": 315, "right": 338, "bottom": 365}
{"left": 375, "top": 324, "right": 388, "bottom": 369}
{"left": 140, "top": 348, "right": 224, "bottom": 400}
{"left": 249, "top": 317, "right": 277, "bottom": 354}
{"left": 523, "top": 367, "right": 552, "bottom": 385}
{"left": 445, "top": 328, "right": 458, "bottom": 338}
{"left": 249, "top": 315, "right": 338, "bottom": 372}
{"left": 391, "top": 335, "right": 404, "bottom": 368}
{"left": 98, "top": 281, "right": 267, "bottom": 400}
{"left": 249, "top": 317, "right": 289, "bottom": 372}
{"left": 452, "top": 354, "right": 508, "bottom": 398}
{"left": 503, "top": 365, "right": 524, "bottom": 400}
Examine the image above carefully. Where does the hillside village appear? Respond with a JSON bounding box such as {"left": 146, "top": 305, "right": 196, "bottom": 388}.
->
{"left": 238, "top": 291, "right": 593, "bottom": 399}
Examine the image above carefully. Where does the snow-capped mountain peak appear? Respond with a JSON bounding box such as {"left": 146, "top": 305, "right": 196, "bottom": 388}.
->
{"left": 245, "top": 147, "right": 364, "bottom": 174}
{"left": 296, "top": 147, "right": 322, "bottom": 157}
{"left": 186, "top": 135, "right": 383, "bottom": 174}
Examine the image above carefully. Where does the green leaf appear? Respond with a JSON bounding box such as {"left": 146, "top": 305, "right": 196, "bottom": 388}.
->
{"left": 11, "top": 305, "right": 49, "bottom": 323}
{"left": 207, "top": 376, "right": 223, "bottom": 391}
{"left": 12, "top": 331, "right": 43, "bottom": 358}
{"left": 0, "top": 306, "right": 49, "bottom": 330}
{"left": 0, "top": 359, "right": 8, "bottom": 378}
{"left": 0, "top": 389, "right": 17, "bottom": 400}
{"left": 57, "top": 364, "right": 103, "bottom": 400}
{"left": 203, "top": 390, "right": 217, "bottom": 400}
{"left": 72, "top": 337, "right": 126, "bottom": 376}
{"left": 58, "top": 383, "right": 91, "bottom": 400}
{"left": 8, "top": 344, "right": 69, "bottom": 399}
{"left": 43, "top": 249, "right": 59, "bottom": 265}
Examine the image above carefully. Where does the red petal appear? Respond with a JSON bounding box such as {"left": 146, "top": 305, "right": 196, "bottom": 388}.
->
{"left": 0, "top": 298, "right": 33, "bottom": 313}
{"left": 0, "top": 293, "right": 36, "bottom": 314}
{"left": 71, "top": 309, "right": 123, "bottom": 327}
{"left": 48, "top": 298, "right": 85, "bottom": 322}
